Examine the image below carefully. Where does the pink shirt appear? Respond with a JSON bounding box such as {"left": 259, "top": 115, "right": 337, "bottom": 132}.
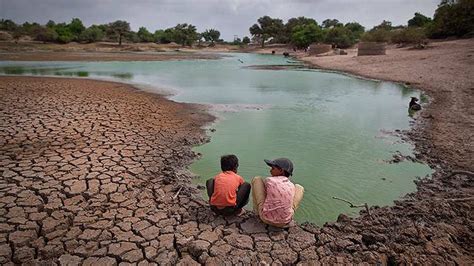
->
{"left": 262, "top": 176, "right": 295, "bottom": 225}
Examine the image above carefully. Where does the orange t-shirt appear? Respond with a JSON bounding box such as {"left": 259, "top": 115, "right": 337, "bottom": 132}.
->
{"left": 210, "top": 171, "right": 244, "bottom": 207}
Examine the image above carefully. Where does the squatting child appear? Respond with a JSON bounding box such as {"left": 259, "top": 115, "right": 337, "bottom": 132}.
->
{"left": 252, "top": 158, "right": 304, "bottom": 227}
{"left": 206, "top": 154, "right": 251, "bottom": 216}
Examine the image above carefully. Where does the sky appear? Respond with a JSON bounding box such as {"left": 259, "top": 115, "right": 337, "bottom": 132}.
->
{"left": 1, "top": 0, "right": 440, "bottom": 41}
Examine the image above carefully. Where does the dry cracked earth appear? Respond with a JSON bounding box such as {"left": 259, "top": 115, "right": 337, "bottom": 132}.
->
{"left": 0, "top": 76, "right": 472, "bottom": 265}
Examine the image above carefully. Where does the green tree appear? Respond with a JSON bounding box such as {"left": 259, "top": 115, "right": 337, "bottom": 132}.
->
{"left": 372, "top": 20, "right": 393, "bottom": 31}
{"left": 68, "top": 18, "right": 85, "bottom": 39}
{"left": 46, "top": 20, "right": 56, "bottom": 28}
{"left": 201, "top": 29, "right": 220, "bottom": 44}
{"left": 322, "top": 19, "right": 343, "bottom": 29}
{"left": 284, "top": 16, "right": 318, "bottom": 43}
{"left": 325, "top": 26, "right": 355, "bottom": 48}
{"left": 428, "top": 0, "right": 474, "bottom": 38}
{"left": 0, "top": 19, "right": 18, "bottom": 31}
{"left": 344, "top": 22, "right": 365, "bottom": 40}
{"left": 137, "top": 27, "right": 154, "bottom": 42}
{"left": 108, "top": 20, "right": 130, "bottom": 46}
{"left": 79, "top": 25, "right": 104, "bottom": 43}
{"left": 153, "top": 29, "right": 168, "bottom": 43}
{"left": 408, "top": 12, "right": 432, "bottom": 27}
{"left": 242, "top": 36, "right": 251, "bottom": 44}
{"left": 249, "top": 16, "right": 284, "bottom": 48}
{"left": 55, "top": 23, "right": 74, "bottom": 43}
{"left": 291, "top": 23, "right": 324, "bottom": 48}
{"left": 170, "top": 23, "right": 198, "bottom": 46}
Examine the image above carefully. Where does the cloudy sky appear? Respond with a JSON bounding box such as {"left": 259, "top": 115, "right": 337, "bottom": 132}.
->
{"left": 1, "top": 0, "right": 439, "bottom": 41}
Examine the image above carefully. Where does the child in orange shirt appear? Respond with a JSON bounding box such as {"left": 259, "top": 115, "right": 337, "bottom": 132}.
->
{"left": 206, "top": 154, "right": 251, "bottom": 216}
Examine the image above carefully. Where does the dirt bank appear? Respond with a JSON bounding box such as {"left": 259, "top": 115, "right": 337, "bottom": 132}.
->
{"left": 0, "top": 41, "right": 225, "bottom": 61}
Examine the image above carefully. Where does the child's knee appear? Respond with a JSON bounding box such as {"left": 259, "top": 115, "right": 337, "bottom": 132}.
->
{"left": 251, "top": 176, "right": 262, "bottom": 184}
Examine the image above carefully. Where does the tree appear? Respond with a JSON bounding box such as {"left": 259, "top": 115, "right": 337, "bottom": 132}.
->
{"left": 137, "top": 27, "right": 154, "bottom": 42}
{"left": 201, "top": 29, "right": 220, "bottom": 44}
{"left": 322, "top": 19, "right": 342, "bottom": 29}
{"left": 249, "top": 16, "right": 284, "bottom": 48}
{"left": 372, "top": 20, "right": 393, "bottom": 31}
{"left": 284, "top": 16, "right": 318, "bottom": 43}
{"left": 46, "top": 20, "right": 56, "bottom": 28}
{"left": 291, "top": 23, "right": 324, "bottom": 48}
{"left": 0, "top": 19, "right": 18, "bottom": 31}
{"left": 79, "top": 25, "right": 104, "bottom": 43}
{"left": 68, "top": 18, "right": 85, "bottom": 39}
{"left": 170, "top": 23, "right": 198, "bottom": 46}
{"left": 154, "top": 29, "right": 170, "bottom": 43}
{"left": 408, "top": 12, "right": 432, "bottom": 27}
{"left": 108, "top": 20, "right": 130, "bottom": 46}
{"left": 324, "top": 26, "right": 355, "bottom": 48}
{"left": 54, "top": 23, "right": 74, "bottom": 43}
{"left": 242, "top": 36, "right": 251, "bottom": 44}
{"left": 344, "top": 22, "right": 365, "bottom": 40}
{"left": 427, "top": 0, "right": 474, "bottom": 38}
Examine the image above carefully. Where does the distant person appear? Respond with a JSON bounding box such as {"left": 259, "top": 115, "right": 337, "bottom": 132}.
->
{"left": 252, "top": 158, "right": 304, "bottom": 227}
{"left": 409, "top": 97, "right": 421, "bottom": 111}
{"left": 206, "top": 155, "right": 251, "bottom": 216}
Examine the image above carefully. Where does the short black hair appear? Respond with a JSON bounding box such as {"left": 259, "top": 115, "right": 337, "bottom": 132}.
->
{"left": 221, "top": 154, "right": 239, "bottom": 172}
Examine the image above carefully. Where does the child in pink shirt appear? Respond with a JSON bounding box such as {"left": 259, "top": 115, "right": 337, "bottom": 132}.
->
{"left": 252, "top": 158, "right": 304, "bottom": 227}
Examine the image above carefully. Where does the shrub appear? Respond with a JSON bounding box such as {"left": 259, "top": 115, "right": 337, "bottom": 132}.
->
{"left": 79, "top": 26, "right": 104, "bottom": 43}
{"left": 361, "top": 29, "right": 391, "bottom": 42}
{"left": 391, "top": 27, "right": 426, "bottom": 44}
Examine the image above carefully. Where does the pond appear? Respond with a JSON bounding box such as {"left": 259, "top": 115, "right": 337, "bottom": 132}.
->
{"left": 0, "top": 53, "right": 432, "bottom": 225}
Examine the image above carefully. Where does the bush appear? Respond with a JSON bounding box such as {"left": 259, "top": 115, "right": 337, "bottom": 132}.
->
{"left": 79, "top": 26, "right": 104, "bottom": 43}
{"left": 361, "top": 29, "right": 391, "bottom": 42}
{"left": 391, "top": 27, "right": 426, "bottom": 44}
{"left": 34, "top": 27, "right": 58, "bottom": 42}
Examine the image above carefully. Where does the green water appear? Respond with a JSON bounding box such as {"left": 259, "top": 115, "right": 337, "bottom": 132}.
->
{"left": 0, "top": 53, "right": 432, "bottom": 225}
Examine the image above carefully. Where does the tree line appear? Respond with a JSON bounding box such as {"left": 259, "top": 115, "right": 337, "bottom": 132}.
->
{"left": 0, "top": 18, "right": 233, "bottom": 47}
{"left": 0, "top": 0, "right": 471, "bottom": 47}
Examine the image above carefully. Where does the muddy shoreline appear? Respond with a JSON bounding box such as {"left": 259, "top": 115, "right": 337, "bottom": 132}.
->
{"left": 0, "top": 39, "right": 473, "bottom": 264}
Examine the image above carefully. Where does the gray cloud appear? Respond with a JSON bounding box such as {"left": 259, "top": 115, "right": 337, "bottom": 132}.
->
{"left": 0, "top": 0, "right": 439, "bottom": 40}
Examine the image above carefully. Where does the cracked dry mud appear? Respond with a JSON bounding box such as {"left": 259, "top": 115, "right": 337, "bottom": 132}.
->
{"left": 0, "top": 76, "right": 472, "bottom": 265}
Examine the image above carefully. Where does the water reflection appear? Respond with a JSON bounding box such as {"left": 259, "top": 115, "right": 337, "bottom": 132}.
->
{"left": 0, "top": 66, "right": 133, "bottom": 80}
